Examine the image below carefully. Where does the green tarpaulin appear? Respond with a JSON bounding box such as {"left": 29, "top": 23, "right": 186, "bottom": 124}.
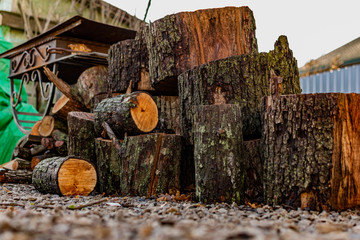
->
{"left": 0, "top": 27, "right": 41, "bottom": 164}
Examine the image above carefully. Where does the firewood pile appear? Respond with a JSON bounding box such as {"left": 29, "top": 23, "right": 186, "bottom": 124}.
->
{"left": 4, "top": 6, "right": 360, "bottom": 211}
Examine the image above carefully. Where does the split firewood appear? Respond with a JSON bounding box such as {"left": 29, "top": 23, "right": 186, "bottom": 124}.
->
{"left": 38, "top": 115, "right": 67, "bottom": 137}
{"left": 52, "top": 94, "right": 87, "bottom": 121}
{"left": 32, "top": 156, "right": 97, "bottom": 196}
{"left": 262, "top": 93, "right": 360, "bottom": 210}
{"left": 68, "top": 112, "right": 96, "bottom": 162}
{"left": 193, "top": 104, "right": 245, "bottom": 204}
{"left": 30, "top": 121, "right": 41, "bottom": 136}
{"left": 94, "top": 91, "right": 158, "bottom": 138}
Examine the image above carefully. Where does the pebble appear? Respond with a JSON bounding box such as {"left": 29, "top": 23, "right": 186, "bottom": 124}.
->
{"left": 0, "top": 184, "right": 360, "bottom": 239}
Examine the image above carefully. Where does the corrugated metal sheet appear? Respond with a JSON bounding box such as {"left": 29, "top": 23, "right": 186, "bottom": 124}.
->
{"left": 300, "top": 64, "right": 360, "bottom": 93}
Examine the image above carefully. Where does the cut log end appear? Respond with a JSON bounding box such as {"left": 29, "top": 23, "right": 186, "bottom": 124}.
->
{"left": 38, "top": 116, "right": 55, "bottom": 137}
{"left": 52, "top": 95, "right": 70, "bottom": 114}
{"left": 130, "top": 92, "right": 158, "bottom": 133}
{"left": 58, "top": 158, "right": 97, "bottom": 196}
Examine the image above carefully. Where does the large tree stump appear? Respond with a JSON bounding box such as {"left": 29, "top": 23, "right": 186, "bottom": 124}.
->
{"left": 261, "top": 93, "right": 360, "bottom": 210}
{"left": 94, "top": 92, "right": 158, "bottom": 138}
{"left": 32, "top": 156, "right": 97, "bottom": 196}
{"left": 120, "top": 133, "right": 181, "bottom": 197}
{"left": 179, "top": 35, "right": 301, "bottom": 143}
{"left": 107, "top": 26, "right": 152, "bottom": 94}
{"left": 68, "top": 112, "right": 96, "bottom": 163}
{"left": 146, "top": 7, "right": 258, "bottom": 93}
{"left": 193, "top": 104, "right": 245, "bottom": 204}
{"left": 94, "top": 138, "right": 122, "bottom": 195}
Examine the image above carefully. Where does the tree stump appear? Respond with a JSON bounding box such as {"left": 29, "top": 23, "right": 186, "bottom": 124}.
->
{"left": 94, "top": 138, "right": 122, "bottom": 195}
{"left": 193, "top": 104, "right": 245, "bottom": 204}
{"left": 178, "top": 35, "right": 301, "bottom": 143}
{"left": 32, "top": 156, "right": 97, "bottom": 196}
{"left": 120, "top": 133, "right": 181, "bottom": 197}
{"left": 68, "top": 112, "right": 96, "bottom": 163}
{"left": 261, "top": 93, "right": 360, "bottom": 210}
{"left": 146, "top": 7, "right": 258, "bottom": 93}
{"left": 152, "top": 96, "right": 180, "bottom": 134}
{"left": 94, "top": 92, "right": 158, "bottom": 138}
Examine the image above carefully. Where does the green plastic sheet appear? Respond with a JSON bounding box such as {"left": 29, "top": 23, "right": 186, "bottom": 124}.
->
{"left": 0, "top": 27, "right": 41, "bottom": 164}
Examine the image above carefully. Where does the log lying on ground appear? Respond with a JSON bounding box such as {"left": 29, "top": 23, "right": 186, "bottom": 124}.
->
{"left": 244, "top": 139, "right": 263, "bottom": 203}
{"left": 120, "top": 133, "right": 181, "bottom": 197}
{"left": 32, "top": 156, "right": 97, "bottom": 196}
{"left": 193, "top": 104, "right": 245, "bottom": 204}
{"left": 261, "top": 93, "right": 360, "bottom": 211}
{"left": 95, "top": 138, "right": 122, "bottom": 195}
{"left": 94, "top": 92, "right": 158, "bottom": 138}
{"left": 68, "top": 112, "right": 96, "bottom": 163}
{"left": 146, "top": 7, "right": 258, "bottom": 93}
{"left": 178, "top": 35, "right": 301, "bottom": 143}
{"left": 0, "top": 168, "right": 32, "bottom": 183}
{"left": 0, "top": 159, "right": 30, "bottom": 171}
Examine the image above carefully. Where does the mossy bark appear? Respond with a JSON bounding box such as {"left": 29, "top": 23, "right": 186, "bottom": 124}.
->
{"left": 179, "top": 36, "right": 301, "bottom": 144}
{"left": 193, "top": 104, "right": 245, "bottom": 204}
{"left": 152, "top": 96, "right": 180, "bottom": 134}
{"left": 261, "top": 93, "right": 360, "bottom": 210}
{"left": 94, "top": 138, "right": 122, "bottom": 195}
{"left": 120, "top": 133, "right": 181, "bottom": 197}
{"left": 67, "top": 112, "right": 96, "bottom": 163}
{"left": 146, "top": 7, "right": 258, "bottom": 94}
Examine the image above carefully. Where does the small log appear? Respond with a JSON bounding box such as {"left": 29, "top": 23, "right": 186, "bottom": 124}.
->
{"left": 32, "top": 156, "right": 97, "bottom": 196}
{"left": 95, "top": 138, "right": 122, "bottom": 195}
{"left": 0, "top": 168, "right": 32, "bottom": 183}
{"left": 193, "top": 104, "right": 245, "bottom": 204}
{"left": 51, "top": 129, "right": 67, "bottom": 142}
{"left": 13, "top": 158, "right": 31, "bottom": 170}
{"left": 38, "top": 115, "right": 67, "bottom": 137}
{"left": 68, "top": 112, "right": 96, "bottom": 163}
{"left": 120, "top": 133, "right": 181, "bottom": 197}
{"left": 178, "top": 35, "right": 301, "bottom": 143}
{"left": 94, "top": 92, "right": 158, "bottom": 138}
{"left": 30, "top": 121, "right": 41, "bottom": 136}
{"left": 0, "top": 160, "right": 18, "bottom": 170}
{"left": 77, "top": 66, "right": 108, "bottom": 108}
{"left": 261, "top": 93, "right": 360, "bottom": 210}
{"left": 13, "top": 147, "right": 31, "bottom": 160}
{"left": 91, "top": 92, "right": 122, "bottom": 111}
{"left": 52, "top": 95, "right": 87, "bottom": 121}
{"left": 146, "top": 7, "right": 257, "bottom": 93}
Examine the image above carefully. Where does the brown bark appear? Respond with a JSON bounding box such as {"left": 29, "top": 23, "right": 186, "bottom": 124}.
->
{"left": 77, "top": 66, "right": 109, "bottom": 108}
{"left": 94, "top": 92, "right": 158, "bottom": 138}
{"left": 68, "top": 112, "right": 96, "bottom": 163}
{"left": 0, "top": 168, "right": 32, "bottom": 184}
{"left": 178, "top": 35, "right": 301, "bottom": 144}
{"left": 120, "top": 133, "right": 181, "bottom": 197}
{"left": 261, "top": 93, "right": 360, "bottom": 210}
{"left": 32, "top": 156, "right": 97, "bottom": 196}
{"left": 152, "top": 96, "right": 180, "bottom": 134}
{"left": 193, "top": 104, "right": 245, "bottom": 204}
{"left": 146, "top": 7, "right": 258, "bottom": 93}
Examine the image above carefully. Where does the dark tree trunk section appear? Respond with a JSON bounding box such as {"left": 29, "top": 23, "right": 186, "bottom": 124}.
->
{"left": 152, "top": 96, "right": 180, "bottom": 134}
{"left": 94, "top": 138, "right": 122, "bottom": 195}
{"left": 261, "top": 93, "right": 360, "bottom": 210}
{"left": 32, "top": 156, "right": 97, "bottom": 196}
{"left": 68, "top": 112, "right": 96, "bottom": 163}
{"left": 0, "top": 169, "right": 32, "bottom": 183}
{"left": 120, "top": 133, "right": 181, "bottom": 197}
{"left": 146, "top": 7, "right": 258, "bottom": 93}
{"left": 107, "top": 25, "right": 150, "bottom": 93}
{"left": 193, "top": 104, "right": 245, "bottom": 204}
{"left": 93, "top": 92, "right": 158, "bottom": 138}
{"left": 179, "top": 36, "right": 301, "bottom": 144}
{"left": 244, "top": 139, "right": 263, "bottom": 203}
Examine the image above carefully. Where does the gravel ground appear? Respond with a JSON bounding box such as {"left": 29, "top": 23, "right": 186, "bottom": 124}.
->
{"left": 0, "top": 184, "right": 360, "bottom": 240}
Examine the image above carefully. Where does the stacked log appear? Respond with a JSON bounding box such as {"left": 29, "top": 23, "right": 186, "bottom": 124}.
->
{"left": 261, "top": 93, "right": 360, "bottom": 210}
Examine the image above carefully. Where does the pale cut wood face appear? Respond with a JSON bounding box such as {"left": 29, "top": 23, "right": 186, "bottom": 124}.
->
{"left": 38, "top": 116, "right": 54, "bottom": 137}
{"left": 52, "top": 95, "right": 69, "bottom": 114}
{"left": 130, "top": 92, "right": 158, "bottom": 133}
{"left": 58, "top": 159, "right": 97, "bottom": 196}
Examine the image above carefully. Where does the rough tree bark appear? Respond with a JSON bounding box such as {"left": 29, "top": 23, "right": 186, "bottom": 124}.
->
{"left": 68, "top": 112, "right": 96, "bottom": 163}
{"left": 93, "top": 92, "right": 158, "bottom": 138}
{"left": 261, "top": 93, "right": 360, "bottom": 210}
{"left": 178, "top": 35, "right": 301, "bottom": 143}
{"left": 193, "top": 104, "right": 244, "bottom": 204}
{"left": 120, "top": 133, "right": 181, "bottom": 197}
{"left": 32, "top": 156, "right": 97, "bottom": 196}
{"left": 95, "top": 138, "right": 122, "bottom": 195}
{"left": 146, "top": 7, "right": 258, "bottom": 93}
{"left": 152, "top": 96, "right": 180, "bottom": 134}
